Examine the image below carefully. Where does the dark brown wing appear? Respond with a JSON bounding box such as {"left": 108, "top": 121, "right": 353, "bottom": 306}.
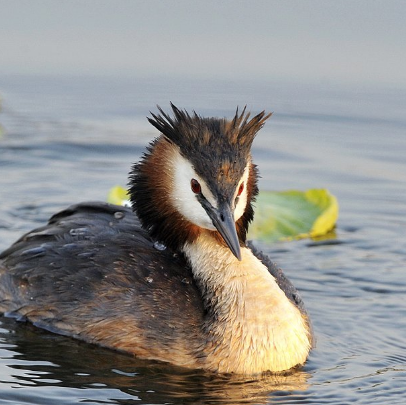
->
{"left": 0, "top": 202, "right": 205, "bottom": 365}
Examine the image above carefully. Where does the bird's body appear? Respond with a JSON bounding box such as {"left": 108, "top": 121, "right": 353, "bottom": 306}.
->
{"left": 0, "top": 106, "right": 312, "bottom": 374}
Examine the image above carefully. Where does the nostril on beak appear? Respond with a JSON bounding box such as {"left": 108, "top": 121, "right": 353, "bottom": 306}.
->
{"left": 220, "top": 213, "right": 225, "bottom": 221}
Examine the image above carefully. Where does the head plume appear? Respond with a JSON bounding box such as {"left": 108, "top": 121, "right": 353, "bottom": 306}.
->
{"left": 148, "top": 103, "right": 272, "bottom": 156}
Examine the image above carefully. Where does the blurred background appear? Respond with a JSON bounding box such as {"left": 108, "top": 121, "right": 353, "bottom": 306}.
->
{"left": 1, "top": 0, "right": 406, "bottom": 86}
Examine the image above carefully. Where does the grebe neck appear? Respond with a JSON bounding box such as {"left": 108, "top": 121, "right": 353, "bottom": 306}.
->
{"left": 183, "top": 231, "right": 312, "bottom": 374}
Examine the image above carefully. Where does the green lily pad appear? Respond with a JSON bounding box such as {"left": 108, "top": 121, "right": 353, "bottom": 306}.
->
{"left": 107, "top": 185, "right": 131, "bottom": 206}
{"left": 107, "top": 186, "right": 339, "bottom": 242}
{"left": 249, "top": 189, "right": 338, "bottom": 242}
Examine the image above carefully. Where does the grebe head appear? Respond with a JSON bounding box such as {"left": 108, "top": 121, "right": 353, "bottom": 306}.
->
{"left": 129, "top": 104, "right": 271, "bottom": 260}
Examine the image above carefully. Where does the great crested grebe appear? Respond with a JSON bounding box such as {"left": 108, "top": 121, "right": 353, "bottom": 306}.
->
{"left": 0, "top": 105, "right": 312, "bottom": 374}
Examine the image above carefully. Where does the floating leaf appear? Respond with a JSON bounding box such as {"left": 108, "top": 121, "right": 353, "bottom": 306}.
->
{"left": 107, "top": 185, "right": 131, "bottom": 207}
{"left": 107, "top": 186, "right": 339, "bottom": 242}
{"left": 248, "top": 189, "right": 338, "bottom": 242}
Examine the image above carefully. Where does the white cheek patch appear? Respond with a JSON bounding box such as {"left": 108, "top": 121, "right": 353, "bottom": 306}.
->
{"left": 234, "top": 162, "right": 250, "bottom": 222}
{"left": 170, "top": 151, "right": 217, "bottom": 230}
{"left": 168, "top": 146, "right": 250, "bottom": 230}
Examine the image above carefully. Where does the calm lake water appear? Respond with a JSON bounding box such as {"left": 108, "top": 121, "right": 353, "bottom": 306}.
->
{"left": 0, "top": 75, "right": 405, "bottom": 404}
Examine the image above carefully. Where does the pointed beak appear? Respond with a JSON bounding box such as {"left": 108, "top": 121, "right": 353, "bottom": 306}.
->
{"left": 207, "top": 202, "right": 242, "bottom": 261}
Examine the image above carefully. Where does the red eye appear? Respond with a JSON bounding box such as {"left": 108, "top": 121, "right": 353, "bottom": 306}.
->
{"left": 237, "top": 182, "right": 244, "bottom": 196}
{"left": 191, "top": 179, "right": 201, "bottom": 194}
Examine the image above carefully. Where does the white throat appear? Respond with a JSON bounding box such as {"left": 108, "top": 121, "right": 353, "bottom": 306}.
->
{"left": 183, "top": 232, "right": 311, "bottom": 374}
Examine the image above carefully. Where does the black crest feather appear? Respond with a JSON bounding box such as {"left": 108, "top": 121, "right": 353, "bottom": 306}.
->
{"left": 148, "top": 103, "right": 272, "bottom": 155}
